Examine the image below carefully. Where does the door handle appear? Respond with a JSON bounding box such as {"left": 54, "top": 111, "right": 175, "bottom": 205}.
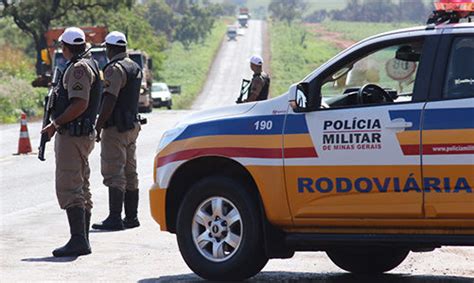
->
{"left": 386, "top": 118, "right": 413, "bottom": 129}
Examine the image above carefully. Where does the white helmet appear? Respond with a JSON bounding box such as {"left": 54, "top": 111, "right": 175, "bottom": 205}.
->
{"left": 250, "top": 55, "right": 263, "bottom": 66}
{"left": 59, "top": 27, "right": 86, "bottom": 45}
{"left": 104, "top": 31, "right": 127, "bottom": 46}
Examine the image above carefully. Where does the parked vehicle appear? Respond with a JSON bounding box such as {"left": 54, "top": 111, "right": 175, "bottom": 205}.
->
{"left": 150, "top": 2, "right": 474, "bottom": 281}
{"left": 151, "top": 82, "right": 172, "bottom": 109}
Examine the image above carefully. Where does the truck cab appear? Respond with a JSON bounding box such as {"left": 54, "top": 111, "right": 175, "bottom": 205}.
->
{"left": 129, "top": 50, "right": 153, "bottom": 113}
{"left": 150, "top": 6, "right": 474, "bottom": 281}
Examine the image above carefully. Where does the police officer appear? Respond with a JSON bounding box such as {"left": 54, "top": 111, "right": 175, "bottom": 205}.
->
{"left": 41, "top": 27, "right": 101, "bottom": 257}
{"left": 245, "top": 55, "right": 270, "bottom": 102}
{"left": 92, "top": 31, "right": 142, "bottom": 231}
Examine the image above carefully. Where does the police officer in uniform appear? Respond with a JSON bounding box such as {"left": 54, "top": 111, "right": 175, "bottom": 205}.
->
{"left": 245, "top": 55, "right": 270, "bottom": 102}
{"left": 41, "top": 27, "right": 101, "bottom": 257}
{"left": 92, "top": 31, "right": 142, "bottom": 231}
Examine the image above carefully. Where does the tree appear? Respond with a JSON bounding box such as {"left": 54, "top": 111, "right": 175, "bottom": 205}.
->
{"left": 174, "top": 3, "right": 215, "bottom": 49}
{"left": 268, "top": 0, "right": 307, "bottom": 25}
{"left": 1, "top": 0, "right": 130, "bottom": 75}
{"left": 145, "top": 0, "right": 176, "bottom": 40}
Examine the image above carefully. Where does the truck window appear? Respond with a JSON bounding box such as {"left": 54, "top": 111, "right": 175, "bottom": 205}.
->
{"left": 320, "top": 39, "right": 425, "bottom": 107}
{"left": 443, "top": 37, "right": 474, "bottom": 99}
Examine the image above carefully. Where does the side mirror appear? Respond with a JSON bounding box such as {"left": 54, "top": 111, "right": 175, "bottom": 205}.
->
{"left": 169, "top": 85, "right": 181, "bottom": 95}
{"left": 289, "top": 82, "right": 315, "bottom": 113}
{"left": 147, "top": 58, "right": 153, "bottom": 70}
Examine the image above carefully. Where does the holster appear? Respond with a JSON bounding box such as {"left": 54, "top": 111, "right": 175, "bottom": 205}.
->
{"left": 62, "top": 118, "right": 94, "bottom": 136}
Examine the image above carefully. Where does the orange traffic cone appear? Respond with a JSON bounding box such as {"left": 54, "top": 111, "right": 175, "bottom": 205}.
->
{"left": 17, "top": 112, "right": 32, "bottom": 154}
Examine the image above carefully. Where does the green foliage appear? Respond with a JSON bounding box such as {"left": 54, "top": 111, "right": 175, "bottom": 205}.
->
{"left": 56, "top": 5, "right": 167, "bottom": 74}
{"left": 269, "top": 22, "right": 338, "bottom": 97}
{"left": 0, "top": 73, "right": 46, "bottom": 123}
{"left": 1, "top": 0, "right": 130, "bottom": 74}
{"left": 0, "top": 18, "right": 35, "bottom": 57}
{"left": 174, "top": 4, "right": 216, "bottom": 49}
{"left": 321, "top": 21, "right": 415, "bottom": 42}
{"left": 0, "top": 44, "right": 44, "bottom": 123}
{"left": 268, "top": 0, "right": 307, "bottom": 24}
{"left": 145, "top": 0, "right": 176, "bottom": 40}
{"left": 160, "top": 21, "right": 226, "bottom": 109}
{"left": 305, "top": 0, "right": 432, "bottom": 23}
{"left": 0, "top": 45, "right": 36, "bottom": 81}
{"left": 104, "top": 6, "right": 167, "bottom": 74}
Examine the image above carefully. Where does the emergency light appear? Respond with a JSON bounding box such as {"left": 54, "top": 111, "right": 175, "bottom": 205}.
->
{"left": 428, "top": 0, "right": 474, "bottom": 24}
{"left": 435, "top": 0, "right": 474, "bottom": 12}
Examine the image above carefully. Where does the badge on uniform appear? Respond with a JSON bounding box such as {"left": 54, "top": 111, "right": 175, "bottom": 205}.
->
{"left": 72, "top": 82, "right": 83, "bottom": 91}
{"left": 74, "top": 68, "right": 84, "bottom": 79}
{"left": 105, "top": 67, "right": 114, "bottom": 77}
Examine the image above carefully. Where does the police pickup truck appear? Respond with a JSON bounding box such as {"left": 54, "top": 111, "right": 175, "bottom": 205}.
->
{"left": 150, "top": 2, "right": 474, "bottom": 280}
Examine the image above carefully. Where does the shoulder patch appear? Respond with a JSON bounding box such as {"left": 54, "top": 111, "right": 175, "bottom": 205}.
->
{"left": 72, "top": 82, "right": 83, "bottom": 91}
{"left": 105, "top": 66, "right": 114, "bottom": 77}
{"left": 74, "top": 67, "right": 84, "bottom": 79}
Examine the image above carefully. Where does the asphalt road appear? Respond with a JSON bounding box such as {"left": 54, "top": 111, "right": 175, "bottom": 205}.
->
{"left": 1, "top": 20, "right": 473, "bottom": 282}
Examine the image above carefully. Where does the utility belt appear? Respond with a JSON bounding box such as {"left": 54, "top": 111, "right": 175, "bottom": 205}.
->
{"left": 104, "top": 111, "right": 147, "bottom": 133}
{"left": 58, "top": 118, "right": 95, "bottom": 137}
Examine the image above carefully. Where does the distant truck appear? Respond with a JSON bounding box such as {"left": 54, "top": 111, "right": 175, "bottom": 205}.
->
{"left": 239, "top": 7, "right": 250, "bottom": 18}
{"left": 238, "top": 14, "right": 249, "bottom": 28}
{"left": 129, "top": 50, "right": 154, "bottom": 113}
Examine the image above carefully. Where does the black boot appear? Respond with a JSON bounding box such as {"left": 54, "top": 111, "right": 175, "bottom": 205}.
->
{"left": 92, "top": 187, "right": 124, "bottom": 230}
{"left": 53, "top": 207, "right": 91, "bottom": 257}
{"left": 85, "top": 210, "right": 91, "bottom": 242}
{"left": 123, "top": 190, "right": 140, "bottom": 229}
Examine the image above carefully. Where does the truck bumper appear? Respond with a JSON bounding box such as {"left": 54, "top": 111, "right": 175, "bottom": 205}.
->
{"left": 149, "top": 184, "right": 168, "bottom": 231}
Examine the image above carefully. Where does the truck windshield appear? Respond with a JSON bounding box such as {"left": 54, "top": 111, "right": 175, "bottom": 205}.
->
{"left": 152, "top": 84, "right": 168, "bottom": 92}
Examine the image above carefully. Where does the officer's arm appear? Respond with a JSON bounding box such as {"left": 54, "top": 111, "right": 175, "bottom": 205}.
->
{"left": 54, "top": 98, "right": 88, "bottom": 126}
{"left": 95, "top": 93, "right": 117, "bottom": 131}
{"left": 247, "top": 77, "right": 264, "bottom": 102}
{"left": 54, "top": 63, "right": 91, "bottom": 126}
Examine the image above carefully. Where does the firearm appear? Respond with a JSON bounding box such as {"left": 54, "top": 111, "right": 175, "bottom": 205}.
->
{"left": 38, "top": 67, "right": 61, "bottom": 161}
{"left": 236, "top": 79, "right": 250, "bottom": 104}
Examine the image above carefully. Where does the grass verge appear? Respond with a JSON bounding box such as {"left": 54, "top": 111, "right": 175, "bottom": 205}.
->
{"left": 159, "top": 20, "right": 227, "bottom": 109}
{"left": 269, "top": 22, "right": 339, "bottom": 97}
{"left": 321, "top": 21, "right": 415, "bottom": 42}
{"left": 0, "top": 45, "right": 46, "bottom": 123}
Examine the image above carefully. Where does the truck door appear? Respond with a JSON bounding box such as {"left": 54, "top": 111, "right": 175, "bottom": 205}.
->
{"left": 284, "top": 36, "right": 438, "bottom": 225}
{"left": 422, "top": 34, "right": 474, "bottom": 219}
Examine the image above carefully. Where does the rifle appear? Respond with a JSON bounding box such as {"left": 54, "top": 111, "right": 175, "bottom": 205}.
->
{"left": 38, "top": 67, "right": 61, "bottom": 161}
{"left": 236, "top": 79, "right": 250, "bottom": 104}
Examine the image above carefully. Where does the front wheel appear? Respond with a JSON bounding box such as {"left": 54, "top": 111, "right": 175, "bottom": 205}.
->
{"left": 176, "top": 176, "right": 268, "bottom": 281}
{"left": 327, "top": 247, "right": 409, "bottom": 274}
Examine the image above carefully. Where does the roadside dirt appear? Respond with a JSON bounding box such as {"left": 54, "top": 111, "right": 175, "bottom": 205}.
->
{"left": 306, "top": 23, "right": 356, "bottom": 50}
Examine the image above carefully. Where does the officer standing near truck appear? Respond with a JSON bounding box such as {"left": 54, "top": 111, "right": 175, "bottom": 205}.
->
{"left": 245, "top": 55, "right": 270, "bottom": 102}
{"left": 41, "top": 27, "right": 101, "bottom": 257}
{"left": 93, "top": 31, "right": 142, "bottom": 231}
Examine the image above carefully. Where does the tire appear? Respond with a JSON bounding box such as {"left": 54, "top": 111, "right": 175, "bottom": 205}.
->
{"left": 146, "top": 103, "right": 153, "bottom": 113}
{"left": 176, "top": 176, "right": 268, "bottom": 281}
{"left": 166, "top": 101, "right": 172, "bottom": 110}
{"left": 327, "top": 247, "right": 409, "bottom": 274}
